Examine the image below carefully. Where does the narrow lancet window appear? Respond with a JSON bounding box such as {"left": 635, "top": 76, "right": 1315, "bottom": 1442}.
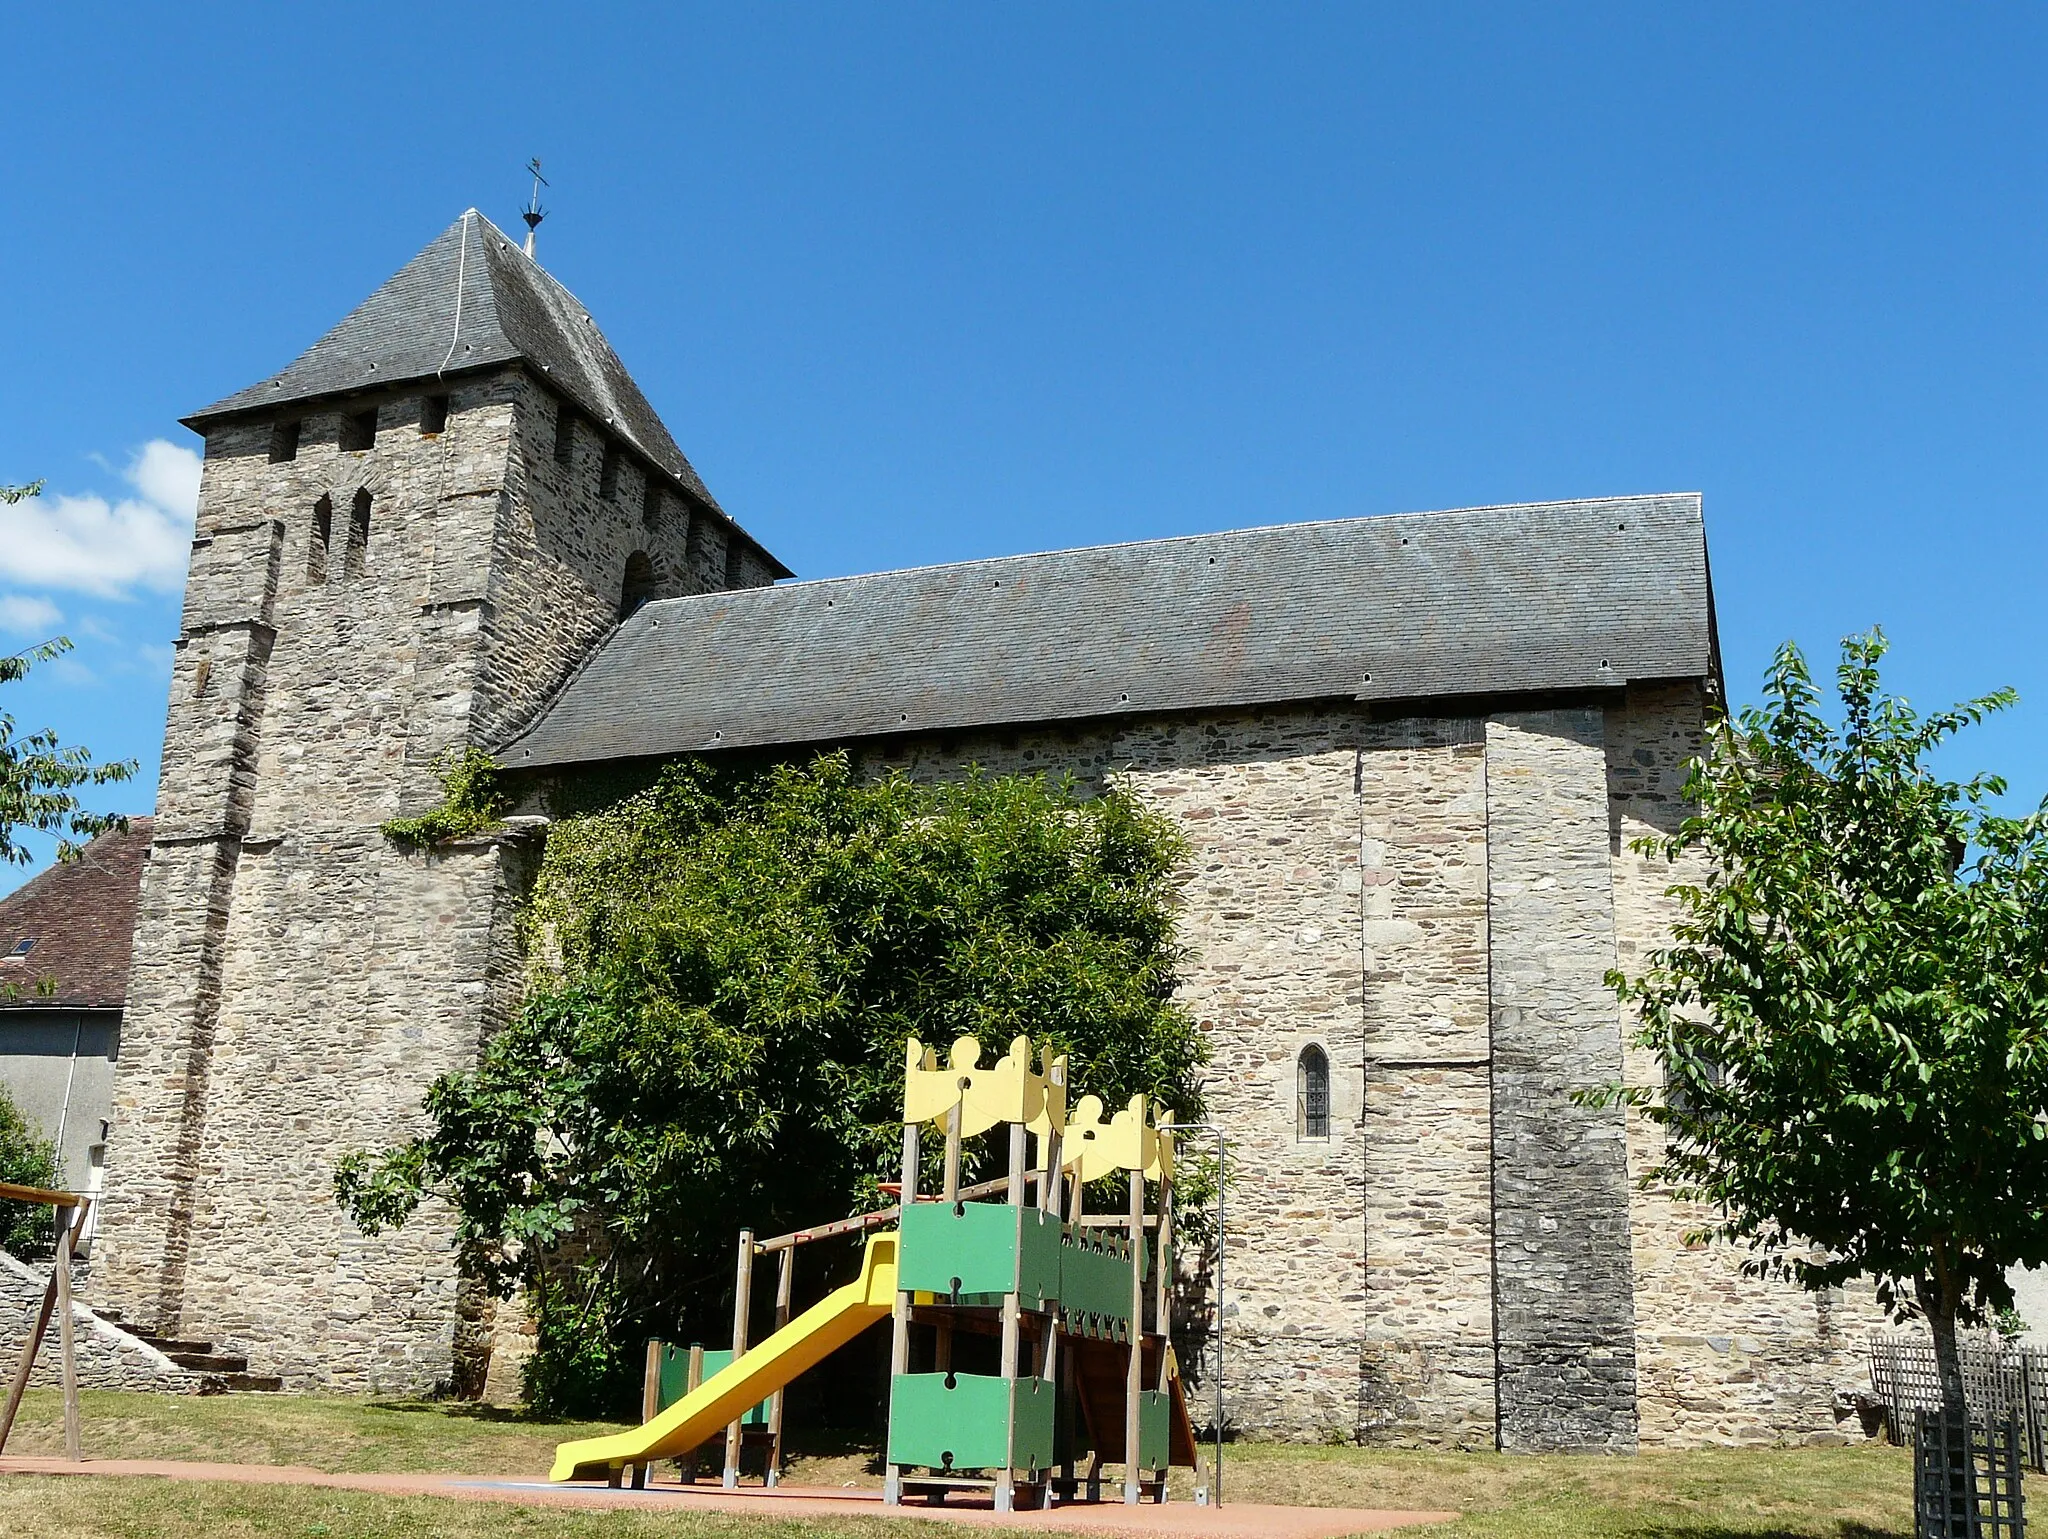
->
{"left": 309, "top": 496, "right": 332, "bottom": 581}
{"left": 553, "top": 401, "right": 575, "bottom": 465}
{"left": 1297, "top": 1044, "right": 1331, "bottom": 1141}
{"left": 599, "top": 440, "right": 622, "bottom": 499}
{"left": 641, "top": 478, "right": 662, "bottom": 533}
{"left": 620, "top": 551, "right": 656, "bottom": 620}
{"left": 345, "top": 489, "right": 371, "bottom": 578}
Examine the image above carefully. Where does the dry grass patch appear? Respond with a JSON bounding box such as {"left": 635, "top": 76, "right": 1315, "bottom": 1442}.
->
{"left": 1, "top": 1388, "right": 622, "bottom": 1474}
{"left": 1219, "top": 1440, "right": 1911, "bottom": 1536}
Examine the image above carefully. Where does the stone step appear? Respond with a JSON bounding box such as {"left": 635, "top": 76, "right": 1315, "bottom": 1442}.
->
{"left": 211, "top": 1372, "right": 284, "bottom": 1392}
{"left": 136, "top": 1336, "right": 215, "bottom": 1357}
{"left": 83, "top": 1309, "right": 281, "bottom": 1390}
{"left": 166, "top": 1351, "right": 249, "bottom": 1374}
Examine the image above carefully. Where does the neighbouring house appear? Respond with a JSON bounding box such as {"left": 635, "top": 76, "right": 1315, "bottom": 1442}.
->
{"left": 0, "top": 819, "right": 152, "bottom": 1230}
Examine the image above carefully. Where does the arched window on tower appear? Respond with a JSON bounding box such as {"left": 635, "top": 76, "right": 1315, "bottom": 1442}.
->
{"left": 345, "top": 490, "right": 371, "bottom": 578}
{"left": 308, "top": 496, "right": 332, "bottom": 581}
{"left": 1297, "top": 1043, "right": 1331, "bottom": 1141}
{"left": 620, "top": 551, "right": 656, "bottom": 620}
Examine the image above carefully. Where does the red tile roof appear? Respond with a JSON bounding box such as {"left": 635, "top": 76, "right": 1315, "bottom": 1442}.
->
{"left": 0, "top": 818, "right": 152, "bottom": 1010}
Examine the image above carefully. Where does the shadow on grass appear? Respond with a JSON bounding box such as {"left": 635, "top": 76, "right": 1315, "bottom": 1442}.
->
{"left": 362, "top": 1400, "right": 593, "bottom": 1427}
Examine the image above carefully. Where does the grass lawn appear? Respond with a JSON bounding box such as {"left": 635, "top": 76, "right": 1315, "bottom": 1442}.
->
{"left": 0, "top": 1389, "right": 1915, "bottom": 1538}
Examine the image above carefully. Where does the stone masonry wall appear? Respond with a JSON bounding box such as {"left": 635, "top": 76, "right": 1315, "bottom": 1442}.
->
{"left": 1485, "top": 710, "right": 1639, "bottom": 1452}
{"left": 1606, "top": 683, "right": 1885, "bottom": 1447}
{"left": 95, "top": 367, "right": 753, "bottom": 1392}
{"left": 875, "top": 706, "right": 1486, "bottom": 1446}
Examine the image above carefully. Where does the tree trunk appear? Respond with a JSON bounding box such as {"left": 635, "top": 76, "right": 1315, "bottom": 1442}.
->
{"left": 1918, "top": 1268, "right": 1976, "bottom": 1539}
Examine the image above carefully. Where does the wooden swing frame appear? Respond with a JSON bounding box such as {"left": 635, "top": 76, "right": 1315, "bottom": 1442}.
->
{"left": 0, "top": 1179, "right": 91, "bottom": 1461}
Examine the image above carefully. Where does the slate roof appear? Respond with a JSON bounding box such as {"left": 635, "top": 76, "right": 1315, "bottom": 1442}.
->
{"left": 0, "top": 820, "right": 153, "bottom": 1011}
{"left": 184, "top": 213, "right": 784, "bottom": 569}
{"left": 501, "top": 493, "right": 1715, "bottom": 770}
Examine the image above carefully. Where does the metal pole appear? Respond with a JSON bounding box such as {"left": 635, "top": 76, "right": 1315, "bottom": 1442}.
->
{"left": 1172, "top": 1122, "right": 1229, "bottom": 1507}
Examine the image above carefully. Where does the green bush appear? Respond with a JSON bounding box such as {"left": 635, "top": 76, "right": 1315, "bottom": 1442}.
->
{"left": 340, "top": 752, "right": 1205, "bottom": 1415}
{"left": 0, "top": 1084, "right": 61, "bottom": 1257}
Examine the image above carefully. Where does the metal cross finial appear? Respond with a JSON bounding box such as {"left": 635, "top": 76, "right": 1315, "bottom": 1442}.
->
{"left": 522, "top": 158, "right": 550, "bottom": 258}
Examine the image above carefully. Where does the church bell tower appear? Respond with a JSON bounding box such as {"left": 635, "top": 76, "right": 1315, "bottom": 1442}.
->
{"left": 92, "top": 211, "right": 787, "bottom": 1390}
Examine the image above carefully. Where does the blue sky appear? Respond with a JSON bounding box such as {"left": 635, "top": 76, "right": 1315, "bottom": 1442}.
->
{"left": 4, "top": 5, "right": 2045, "bottom": 893}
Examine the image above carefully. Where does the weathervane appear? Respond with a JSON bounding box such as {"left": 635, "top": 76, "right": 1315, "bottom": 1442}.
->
{"left": 521, "top": 158, "right": 549, "bottom": 258}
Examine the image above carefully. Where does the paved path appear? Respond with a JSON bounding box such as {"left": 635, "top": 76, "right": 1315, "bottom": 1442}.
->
{"left": 0, "top": 1456, "right": 1457, "bottom": 1536}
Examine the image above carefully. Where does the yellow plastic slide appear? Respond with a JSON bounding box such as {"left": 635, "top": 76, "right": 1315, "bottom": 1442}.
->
{"left": 551, "top": 1232, "right": 899, "bottom": 1482}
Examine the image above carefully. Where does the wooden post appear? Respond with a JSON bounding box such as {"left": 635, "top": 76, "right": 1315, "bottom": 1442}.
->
{"left": 1040, "top": 1127, "right": 1064, "bottom": 1218}
{"left": 1123, "top": 1167, "right": 1144, "bottom": 1505}
{"left": 632, "top": 1338, "right": 662, "bottom": 1489}
{"left": 935, "top": 1103, "right": 962, "bottom": 1377}
{"left": 0, "top": 1268, "right": 55, "bottom": 1455}
{"left": 942, "top": 1103, "right": 963, "bottom": 1205}
{"left": 766, "top": 1247, "right": 793, "bottom": 1486}
{"left": 1155, "top": 1166, "right": 1174, "bottom": 1392}
{"left": 681, "top": 1345, "right": 706, "bottom": 1484}
{"left": 0, "top": 1186, "right": 84, "bottom": 1458}
{"left": 723, "top": 1230, "right": 753, "bottom": 1489}
{"left": 884, "top": 1119, "right": 919, "bottom": 1507}
{"left": 996, "top": 1118, "right": 1027, "bottom": 1512}
{"left": 53, "top": 1202, "right": 81, "bottom": 1461}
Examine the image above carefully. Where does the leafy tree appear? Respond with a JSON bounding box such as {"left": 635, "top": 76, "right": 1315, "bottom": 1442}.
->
{"left": 1610, "top": 630, "right": 2048, "bottom": 1525}
{"left": 1, "top": 485, "right": 137, "bottom": 867}
{"left": 339, "top": 753, "right": 1204, "bottom": 1413}
{"left": 2, "top": 638, "right": 138, "bottom": 867}
{"left": 0, "top": 1084, "right": 62, "bottom": 1258}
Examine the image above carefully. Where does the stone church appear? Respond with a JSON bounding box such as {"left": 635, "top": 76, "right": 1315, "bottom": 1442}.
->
{"left": 84, "top": 210, "right": 1875, "bottom": 1451}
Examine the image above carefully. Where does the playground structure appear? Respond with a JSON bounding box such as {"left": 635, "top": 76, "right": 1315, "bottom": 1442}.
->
{"left": 551, "top": 1035, "right": 1200, "bottom": 1509}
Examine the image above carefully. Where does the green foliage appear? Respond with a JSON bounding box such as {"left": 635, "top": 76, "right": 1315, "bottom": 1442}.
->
{"left": 381, "top": 748, "right": 509, "bottom": 849}
{"left": 2, "top": 634, "right": 136, "bottom": 867}
{"left": 0, "top": 1084, "right": 61, "bottom": 1257}
{"left": 1608, "top": 629, "right": 2048, "bottom": 1367}
{"left": 339, "top": 752, "right": 1203, "bottom": 1415}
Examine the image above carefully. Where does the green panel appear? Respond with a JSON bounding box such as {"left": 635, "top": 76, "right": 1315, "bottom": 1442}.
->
{"left": 1138, "top": 1389, "right": 1170, "bottom": 1471}
{"left": 653, "top": 1346, "right": 769, "bottom": 1426}
{"left": 1009, "top": 1374, "right": 1057, "bottom": 1472}
{"left": 654, "top": 1341, "right": 692, "bottom": 1409}
{"left": 889, "top": 1372, "right": 1009, "bottom": 1470}
{"left": 1057, "top": 1228, "right": 1142, "bottom": 1336}
{"left": 1017, "top": 1208, "right": 1063, "bottom": 1312}
{"left": 898, "top": 1200, "right": 1022, "bottom": 1298}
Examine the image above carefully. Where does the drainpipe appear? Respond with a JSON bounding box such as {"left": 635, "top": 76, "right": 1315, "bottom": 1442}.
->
{"left": 52, "top": 1014, "right": 84, "bottom": 1184}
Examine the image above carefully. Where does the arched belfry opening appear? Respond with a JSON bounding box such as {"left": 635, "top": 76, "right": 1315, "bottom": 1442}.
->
{"left": 1297, "top": 1043, "right": 1331, "bottom": 1141}
{"left": 620, "top": 551, "right": 657, "bottom": 620}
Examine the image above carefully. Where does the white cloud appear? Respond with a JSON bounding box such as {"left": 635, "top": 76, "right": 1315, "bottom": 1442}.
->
{"left": 0, "top": 595, "right": 62, "bottom": 636}
{"left": 0, "top": 440, "right": 199, "bottom": 599}
{"left": 129, "top": 439, "right": 202, "bottom": 522}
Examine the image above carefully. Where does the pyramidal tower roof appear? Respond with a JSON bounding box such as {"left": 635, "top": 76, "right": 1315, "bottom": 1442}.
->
{"left": 185, "top": 210, "right": 725, "bottom": 514}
